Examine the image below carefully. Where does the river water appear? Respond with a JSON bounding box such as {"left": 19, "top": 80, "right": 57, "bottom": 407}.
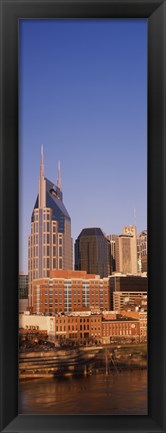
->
{"left": 19, "top": 369, "right": 147, "bottom": 414}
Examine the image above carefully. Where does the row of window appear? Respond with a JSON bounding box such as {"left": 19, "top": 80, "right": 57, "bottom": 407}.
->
{"left": 30, "top": 230, "right": 63, "bottom": 246}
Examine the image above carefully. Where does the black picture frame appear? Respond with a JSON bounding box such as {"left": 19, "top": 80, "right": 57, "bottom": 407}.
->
{"left": 0, "top": 0, "right": 166, "bottom": 432}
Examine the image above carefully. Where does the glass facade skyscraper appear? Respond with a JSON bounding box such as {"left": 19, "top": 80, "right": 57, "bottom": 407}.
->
{"left": 28, "top": 147, "right": 73, "bottom": 308}
{"left": 75, "top": 227, "right": 110, "bottom": 278}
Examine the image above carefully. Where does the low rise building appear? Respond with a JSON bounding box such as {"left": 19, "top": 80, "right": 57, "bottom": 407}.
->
{"left": 55, "top": 314, "right": 102, "bottom": 343}
{"left": 102, "top": 317, "right": 140, "bottom": 344}
{"left": 19, "top": 313, "right": 56, "bottom": 340}
{"left": 19, "top": 309, "right": 145, "bottom": 345}
{"left": 120, "top": 311, "right": 147, "bottom": 342}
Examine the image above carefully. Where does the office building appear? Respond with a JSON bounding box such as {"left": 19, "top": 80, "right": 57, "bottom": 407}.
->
{"left": 32, "top": 269, "right": 110, "bottom": 315}
{"left": 19, "top": 273, "right": 28, "bottom": 299}
{"left": 107, "top": 234, "right": 118, "bottom": 272}
{"left": 113, "top": 291, "right": 147, "bottom": 312}
{"left": 109, "top": 273, "right": 148, "bottom": 310}
{"left": 28, "top": 147, "right": 73, "bottom": 308}
{"left": 137, "top": 230, "right": 147, "bottom": 273}
{"left": 115, "top": 226, "right": 138, "bottom": 274}
{"left": 75, "top": 227, "right": 109, "bottom": 278}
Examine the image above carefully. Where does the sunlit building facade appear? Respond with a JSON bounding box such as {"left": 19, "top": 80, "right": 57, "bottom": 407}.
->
{"left": 137, "top": 230, "right": 147, "bottom": 273}
{"left": 32, "top": 270, "right": 110, "bottom": 315}
{"left": 28, "top": 147, "right": 73, "bottom": 308}
{"left": 115, "top": 226, "right": 138, "bottom": 274}
{"left": 110, "top": 274, "right": 148, "bottom": 311}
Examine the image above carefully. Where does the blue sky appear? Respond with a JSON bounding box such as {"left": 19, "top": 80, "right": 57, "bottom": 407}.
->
{"left": 19, "top": 19, "right": 147, "bottom": 273}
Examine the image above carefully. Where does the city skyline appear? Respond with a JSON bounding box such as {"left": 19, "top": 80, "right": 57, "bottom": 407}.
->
{"left": 19, "top": 19, "right": 147, "bottom": 273}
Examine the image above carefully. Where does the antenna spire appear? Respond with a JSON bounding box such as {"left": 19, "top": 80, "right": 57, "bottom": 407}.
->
{"left": 134, "top": 208, "right": 136, "bottom": 227}
{"left": 40, "top": 144, "right": 44, "bottom": 177}
{"left": 39, "top": 144, "right": 46, "bottom": 208}
{"left": 57, "top": 160, "right": 62, "bottom": 191}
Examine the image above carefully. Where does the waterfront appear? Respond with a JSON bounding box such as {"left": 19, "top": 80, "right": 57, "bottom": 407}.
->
{"left": 19, "top": 369, "right": 147, "bottom": 414}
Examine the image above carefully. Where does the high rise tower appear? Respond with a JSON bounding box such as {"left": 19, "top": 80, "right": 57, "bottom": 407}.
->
{"left": 137, "top": 230, "right": 147, "bottom": 273}
{"left": 115, "top": 226, "right": 138, "bottom": 274}
{"left": 75, "top": 227, "right": 110, "bottom": 278}
{"left": 28, "top": 147, "right": 73, "bottom": 309}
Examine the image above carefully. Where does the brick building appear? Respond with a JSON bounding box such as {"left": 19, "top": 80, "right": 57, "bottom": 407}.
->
{"left": 120, "top": 311, "right": 147, "bottom": 342}
{"left": 20, "top": 311, "right": 143, "bottom": 344}
{"left": 55, "top": 314, "right": 102, "bottom": 342}
{"left": 32, "top": 270, "right": 110, "bottom": 315}
{"left": 102, "top": 317, "right": 140, "bottom": 344}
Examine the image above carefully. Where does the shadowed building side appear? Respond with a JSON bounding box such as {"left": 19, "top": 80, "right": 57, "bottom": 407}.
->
{"left": 75, "top": 227, "right": 110, "bottom": 278}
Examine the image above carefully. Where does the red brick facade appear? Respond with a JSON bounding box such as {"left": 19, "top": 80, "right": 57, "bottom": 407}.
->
{"left": 54, "top": 313, "right": 140, "bottom": 343}
{"left": 32, "top": 270, "right": 110, "bottom": 315}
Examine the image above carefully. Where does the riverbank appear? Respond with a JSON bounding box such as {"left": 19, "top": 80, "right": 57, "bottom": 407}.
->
{"left": 19, "top": 343, "right": 147, "bottom": 379}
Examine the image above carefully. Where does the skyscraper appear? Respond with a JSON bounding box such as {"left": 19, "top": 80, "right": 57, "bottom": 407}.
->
{"left": 19, "top": 273, "right": 28, "bottom": 299}
{"left": 115, "top": 226, "right": 138, "bottom": 274}
{"left": 28, "top": 146, "right": 73, "bottom": 308}
{"left": 107, "top": 234, "right": 118, "bottom": 272}
{"left": 75, "top": 227, "right": 110, "bottom": 278}
{"left": 137, "top": 230, "right": 147, "bottom": 273}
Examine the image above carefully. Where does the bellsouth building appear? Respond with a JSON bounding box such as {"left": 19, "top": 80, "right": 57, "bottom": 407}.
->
{"left": 28, "top": 146, "right": 73, "bottom": 308}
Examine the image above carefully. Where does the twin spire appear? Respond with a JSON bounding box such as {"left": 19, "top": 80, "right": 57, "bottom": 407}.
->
{"left": 40, "top": 145, "right": 62, "bottom": 192}
{"left": 57, "top": 160, "right": 62, "bottom": 191}
{"left": 40, "top": 144, "right": 44, "bottom": 177}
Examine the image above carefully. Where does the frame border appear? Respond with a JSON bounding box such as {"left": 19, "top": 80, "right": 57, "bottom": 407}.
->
{"left": 0, "top": 0, "right": 166, "bottom": 432}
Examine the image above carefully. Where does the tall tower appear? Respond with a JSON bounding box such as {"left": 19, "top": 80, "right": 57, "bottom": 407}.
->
{"left": 75, "top": 227, "right": 109, "bottom": 278}
{"left": 115, "top": 226, "right": 138, "bottom": 274}
{"left": 137, "top": 229, "right": 147, "bottom": 273}
{"left": 107, "top": 234, "right": 118, "bottom": 272}
{"left": 28, "top": 147, "right": 73, "bottom": 309}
